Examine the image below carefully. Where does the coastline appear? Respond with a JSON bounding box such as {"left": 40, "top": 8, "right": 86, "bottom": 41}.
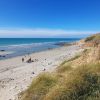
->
{"left": 0, "top": 44, "right": 84, "bottom": 100}
{"left": 0, "top": 42, "right": 61, "bottom": 60}
{"left": 0, "top": 38, "right": 80, "bottom": 60}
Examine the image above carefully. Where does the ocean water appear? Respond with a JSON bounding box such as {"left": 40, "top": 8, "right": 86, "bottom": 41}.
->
{"left": 0, "top": 38, "right": 81, "bottom": 60}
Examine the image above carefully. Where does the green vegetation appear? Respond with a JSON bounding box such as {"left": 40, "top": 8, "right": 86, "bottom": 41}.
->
{"left": 67, "top": 54, "right": 80, "bottom": 62}
{"left": 85, "top": 33, "right": 100, "bottom": 42}
{"left": 57, "top": 64, "right": 72, "bottom": 73}
{"left": 21, "top": 73, "right": 58, "bottom": 100}
{"left": 45, "top": 63, "right": 100, "bottom": 100}
{"left": 85, "top": 35, "right": 96, "bottom": 42}
{"left": 83, "top": 49, "right": 90, "bottom": 53}
{"left": 21, "top": 62, "right": 100, "bottom": 100}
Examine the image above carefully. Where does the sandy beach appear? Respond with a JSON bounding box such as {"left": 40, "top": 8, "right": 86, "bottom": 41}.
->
{"left": 0, "top": 44, "right": 83, "bottom": 100}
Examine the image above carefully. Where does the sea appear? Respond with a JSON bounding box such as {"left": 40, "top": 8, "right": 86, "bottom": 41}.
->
{"left": 0, "top": 38, "right": 81, "bottom": 60}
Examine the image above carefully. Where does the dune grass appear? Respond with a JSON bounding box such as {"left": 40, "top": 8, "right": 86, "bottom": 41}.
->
{"left": 57, "top": 54, "right": 80, "bottom": 73}
{"left": 21, "top": 73, "right": 58, "bottom": 100}
{"left": 85, "top": 35, "right": 96, "bottom": 42}
{"left": 21, "top": 62, "right": 100, "bottom": 100}
{"left": 85, "top": 33, "right": 100, "bottom": 42}
{"left": 66, "top": 54, "right": 81, "bottom": 62}
{"left": 44, "top": 63, "right": 100, "bottom": 100}
{"left": 83, "top": 48, "right": 90, "bottom": 53}
{"left": 57, "top": 63, "right": 72, "bottom": 73}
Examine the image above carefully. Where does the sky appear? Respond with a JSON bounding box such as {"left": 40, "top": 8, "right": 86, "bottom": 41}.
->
{"left": 0, "top": 0, "right": 100, "bottom": 38}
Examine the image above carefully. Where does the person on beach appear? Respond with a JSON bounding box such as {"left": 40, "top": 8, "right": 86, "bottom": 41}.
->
{"left": 22, "top": 58, "right": 24, "bottom": 62}
{"left": 26, "top": 57, "right": 32, "bottom": 63}
{"left": 43, "top": 68, "right": 46, "bottom": 71}
{"left": 29, "top": 57, "right": 32, "bottom": 62}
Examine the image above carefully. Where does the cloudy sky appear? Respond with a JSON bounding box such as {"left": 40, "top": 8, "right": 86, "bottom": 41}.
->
{"left": 0, "top": 28, "right": 96, "bottom": 38}
{"left": 0, "top": 0, "right": 100, "bottom": 38}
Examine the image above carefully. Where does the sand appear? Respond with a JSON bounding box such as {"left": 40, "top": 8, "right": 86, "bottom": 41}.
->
{"left": 0, "top": 44, "right": 83, "bottom": 100}
{"left": 0, "top": 51, "right": 13, "bottom": 56}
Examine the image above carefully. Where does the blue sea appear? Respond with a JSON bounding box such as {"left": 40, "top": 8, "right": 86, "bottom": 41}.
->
{"left": 0, "top": 38, "right": 81, "bottom": 60}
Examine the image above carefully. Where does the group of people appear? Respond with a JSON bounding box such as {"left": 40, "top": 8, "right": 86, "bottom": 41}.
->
{"left": 22, "top": 57, "right": 32, "bottom": 63}
{"left": 22, "top": 57, "right": 39, "bottom": 63}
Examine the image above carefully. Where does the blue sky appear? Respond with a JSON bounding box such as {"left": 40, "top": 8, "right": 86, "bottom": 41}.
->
{"left": 0, "top": 0, "right": 100, "bottom": 38}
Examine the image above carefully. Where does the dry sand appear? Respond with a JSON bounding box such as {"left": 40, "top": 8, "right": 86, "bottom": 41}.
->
{"left": 0, "top": 44, "right": 83, "bottom": 100}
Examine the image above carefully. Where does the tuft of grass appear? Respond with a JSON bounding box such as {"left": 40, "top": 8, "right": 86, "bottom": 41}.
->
{"left": 21, "top": 73, "right": 58, "bottom": 100}
{"left": 57, "top": 64, "right": 72, "bottom": 73}
{"left": 60, "top": 60, "right": 67, "bottom": 66}
{"left": 67, "top": 55, "right": 80, "bottom": 62}
{"left": 83, "top": 49, "right": 90, "bottom": 53}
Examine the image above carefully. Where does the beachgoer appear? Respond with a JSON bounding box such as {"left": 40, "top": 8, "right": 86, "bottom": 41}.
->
{"left": 22, "top": 58, "right": 24, "bottom": 62}
{"left": 43, "top": 68, "right": 46, "bottom": 71}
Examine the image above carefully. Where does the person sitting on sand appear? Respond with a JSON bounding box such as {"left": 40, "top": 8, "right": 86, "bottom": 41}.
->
{"left": 27, "top": 57, "right": 32, "bottom": 63}
{"left": 43, "top": 68, "right": 46, "bottom": 71}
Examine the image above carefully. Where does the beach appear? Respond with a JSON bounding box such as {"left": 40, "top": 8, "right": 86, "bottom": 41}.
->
{"left": 0, "top": 44, "right": 83, "bottom": 100}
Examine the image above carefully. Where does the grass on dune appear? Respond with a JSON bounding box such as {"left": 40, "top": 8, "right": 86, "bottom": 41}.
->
{"left": 83, "top": 48, "right": 91, "bottom": 53}
{"left": 85, "top": 33, "right": 100, "bottom": 42}
{"left": 21, "top": 73, "right": 58, "bottom": 100}
{"left": 44, "top": 63, "right": 100, "bottom": 100}
{"left": 57, "top": 54, "right": 81, "bottom": 73}
{"left": 21, "top": 63, "right": 100, "bottom": 100}
{"left": 57, "top": 63, "right": 72, "bottom": 73}
{"left": 66, "top": 54, "right": 81, "bottom": 62}
{"left": 85, "top": 35, "right": 96, "bottom": 42}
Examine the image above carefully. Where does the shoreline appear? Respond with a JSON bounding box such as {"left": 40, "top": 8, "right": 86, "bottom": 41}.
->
{"left": 0, "top": 41, "right": 80, "bottom": 60}
{"left": 0, "top": 43, "right": 61, "bottom": 60}
{"left": 0, "top": 44, "right": 84, "bottom": 100}
{"left": 0, "top": 45, "right": 61, "bottom": 61}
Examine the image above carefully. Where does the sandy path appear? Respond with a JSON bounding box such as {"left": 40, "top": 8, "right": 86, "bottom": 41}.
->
{"left": 0, "top": 45, "right": 83, "bottom": 100}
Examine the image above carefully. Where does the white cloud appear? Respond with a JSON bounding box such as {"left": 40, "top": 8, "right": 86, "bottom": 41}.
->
{"left": 0, "top": 28, "right": 97, "bottom": 38}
